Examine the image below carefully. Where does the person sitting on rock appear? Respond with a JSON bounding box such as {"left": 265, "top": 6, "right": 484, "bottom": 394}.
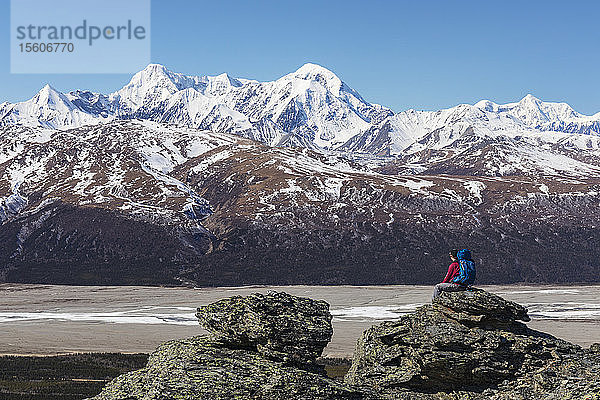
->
{"left": 432, "top": 248, "right": 476, "bottom": 301}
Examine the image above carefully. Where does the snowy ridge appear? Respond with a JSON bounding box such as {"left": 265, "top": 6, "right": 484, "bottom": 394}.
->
{"left": 0, "top": 85, "right": 111, "bottom": 129}
{"left": 344, "top": 95, "right": 600, "bottom": 157}
{"left": 0, "top": 120, "right": 513, "bottom": 226}
{"left": 2, "top": 64, "right": 600, "bottom": 178}
{"left": 341, "top": 95, "right": 600, "bottom": 177}
{"left": 0, "top": 63, "right": 392, "bottom": 150}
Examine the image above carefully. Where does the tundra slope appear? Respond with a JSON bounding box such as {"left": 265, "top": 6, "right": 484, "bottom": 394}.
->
{"left": 0, "top": 120, "right": 599, "bottom": 285}
{"left": 2, "top": 64, "right": 600, "bottom": 284}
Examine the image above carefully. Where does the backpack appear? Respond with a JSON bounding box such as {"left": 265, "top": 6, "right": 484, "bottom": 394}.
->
{"left": 452, "top": 249, "right": 476, "bottom": 286}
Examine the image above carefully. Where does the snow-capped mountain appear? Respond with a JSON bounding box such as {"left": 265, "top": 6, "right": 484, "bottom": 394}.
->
{"left": 0, "top": 84, "right": 112, "bottom": 129}
{"left": 2, "top": 64, "right": 600, "bottom": 286}
{"left": 339, "top": 94, "right": 600, "bottom": 177}
{"left": 2, "top": 63, "right": 600, "bottom": 179}
{"left": 0, "top": 63, "right": 392, "bottom": 150}
{"left": 356, "top": 94, "right": 600, "bottom": 155}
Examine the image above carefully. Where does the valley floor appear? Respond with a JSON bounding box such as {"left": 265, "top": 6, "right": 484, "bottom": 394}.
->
{"left": 1, "top": 284, "right": 599, "bottom": 358}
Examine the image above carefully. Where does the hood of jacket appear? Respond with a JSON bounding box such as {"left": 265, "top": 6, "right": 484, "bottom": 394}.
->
{"left": 457, "top": 249, "right": 472, "bottom": 261}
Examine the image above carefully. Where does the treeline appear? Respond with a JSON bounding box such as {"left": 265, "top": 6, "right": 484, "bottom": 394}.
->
{"left": 0, "top": 353, "right": 148, "bottom": 400}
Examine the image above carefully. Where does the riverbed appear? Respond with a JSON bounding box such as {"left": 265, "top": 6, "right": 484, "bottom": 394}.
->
{"left": 1, "top": 284, "right": 599, "bottom": 357}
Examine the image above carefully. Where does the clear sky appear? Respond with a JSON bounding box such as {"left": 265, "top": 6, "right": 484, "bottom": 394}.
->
{"left": 1, "top": 0, "right": 599, "bottom": 114}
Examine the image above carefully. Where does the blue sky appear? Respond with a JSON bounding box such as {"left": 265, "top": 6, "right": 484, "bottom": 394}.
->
{"left": 1, "top": 0, "right": 599, "bottom": 114}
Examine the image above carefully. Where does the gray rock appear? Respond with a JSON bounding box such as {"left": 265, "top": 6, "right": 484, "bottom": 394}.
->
{"left": 196, "top": 291, "right": 333, "bottom": 366}
{"left": 345, "top": 289, "right": 580, "bottom": 397}
{"left": 91, "top": 289, "right": 600, "bottom": 400}
{"left": 91, "top": 292, "right": 365, "bottom": 400}
{"left": 433, "top": 288, "right": 531, "bottom": 323}
{"left": 90, "top": 336, "right": 365, "bottom": 400}
{"left": 490, "top": 352, "right": 600, "bottom": 400}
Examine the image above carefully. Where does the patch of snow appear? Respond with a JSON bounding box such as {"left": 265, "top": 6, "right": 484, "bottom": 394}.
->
{"left": 0, "top": 192, "right": 28, "bottom": 222}
{"left": 190, "top": 150, "right": 233, "bottom": 173}
{"left": 397, "top": 178, "right": 435, "bottom": 193}
{"left": 464, "top": 181, "right": 486, "bottom": 204}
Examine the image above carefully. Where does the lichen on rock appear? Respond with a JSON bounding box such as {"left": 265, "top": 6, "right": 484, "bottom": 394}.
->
{"left": 195, "top": 290, "right": 333, "bottom": 367}
{"left": 344, "top": 289, "right": 599, "bottom": 399}
{"left": 91, "top": 289, "right": 600, "bottom": 400}
{"left": 92, "top": 336, "right": 363, "bottom": 400}
{"left": 432, "top": 288, "right": 530, "bottom": 324}
{"left": 91, "top": 291, "right": 362, "bottom": 400}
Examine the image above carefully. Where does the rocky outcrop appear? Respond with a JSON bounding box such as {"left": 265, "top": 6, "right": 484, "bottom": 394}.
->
{"left": 92, "top": 289, "right": 600, "bottom": 400}
{"left": 196, "top": 291, "right": 333, "bottom": 367}
{"left": 91, "top": 336, "right": 364, "bottom": 400}
{"left": 432, "top": 288, "right": 530, "bottom": 324}
{"left": 491, "top": 350, "right": 600, "bottom": 400}
{"left": 345, "top": 289, "right": 599, "bottom": 399}
{"left": 91, "top": 291, "right": 363, "bottom": 400}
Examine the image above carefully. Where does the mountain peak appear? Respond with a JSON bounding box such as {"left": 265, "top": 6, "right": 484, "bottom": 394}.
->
{"left": 474, "top": 99, "right": 498, "bottom": 112}
{"left": 288, "top": 62, "right": 348, "bottom": 97}
{"left": 293, "top": 63, "right": 339, "bottom": 80}
{"left": 33, "top": 84, "right": 69, "bottom": 106}
{"left": 124, "top": 64, "right": 172, "bottom": 90}
{"left": 38, "top": 84, "right": 59, "bottom": 94}
{"left": 295, "top": 62, "right": 333, "bottom": 73}
{"left": 132, "top": 64, "right": 172, "bottom": 82}
{"left": 519, "top": 94, "right": 542, "bottom": 104}
{"left": 142, "top": 63, "right": 168, "bottom": 73}
{"left": 118, "top": 64, "right": 205, "bottom": 101}
{"left": 213, "top": 72, "right": 243, "bottom": 87}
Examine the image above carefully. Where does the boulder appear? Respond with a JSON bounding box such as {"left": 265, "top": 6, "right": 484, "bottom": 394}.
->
{"left": 196, "top": 290, "right": 333, "bottom": 366}
{"left": 91, "top": 336, "right": 364, "bottom": 400}
{"left": 433, "top": 288, "right": 530, "bottom": 323}
{"left": 92, "top": 291, "right": 364, "bottom": 400}
{"left": 345, "top": 289, "right": 581, "bottom": 397}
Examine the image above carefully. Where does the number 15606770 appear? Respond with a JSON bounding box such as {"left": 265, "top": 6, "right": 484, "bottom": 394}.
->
{"left": 19, "top": 42, "right": 74, "bottom": 52}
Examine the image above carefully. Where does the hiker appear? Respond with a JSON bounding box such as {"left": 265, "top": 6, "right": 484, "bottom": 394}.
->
{"left": 432, "top": 248, "right": 476, "bottom": 301}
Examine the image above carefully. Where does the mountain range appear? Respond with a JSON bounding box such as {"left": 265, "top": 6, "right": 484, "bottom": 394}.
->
{"left": 0, "top": 64, "right": 599, "bottom": 285}
{"left": 0, "top": 63, "right": 393, "bottom": 150}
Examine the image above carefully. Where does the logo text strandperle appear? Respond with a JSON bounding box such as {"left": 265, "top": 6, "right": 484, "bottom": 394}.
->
{"left": 15, "top": 20, "right": 146, "bottom": 46}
